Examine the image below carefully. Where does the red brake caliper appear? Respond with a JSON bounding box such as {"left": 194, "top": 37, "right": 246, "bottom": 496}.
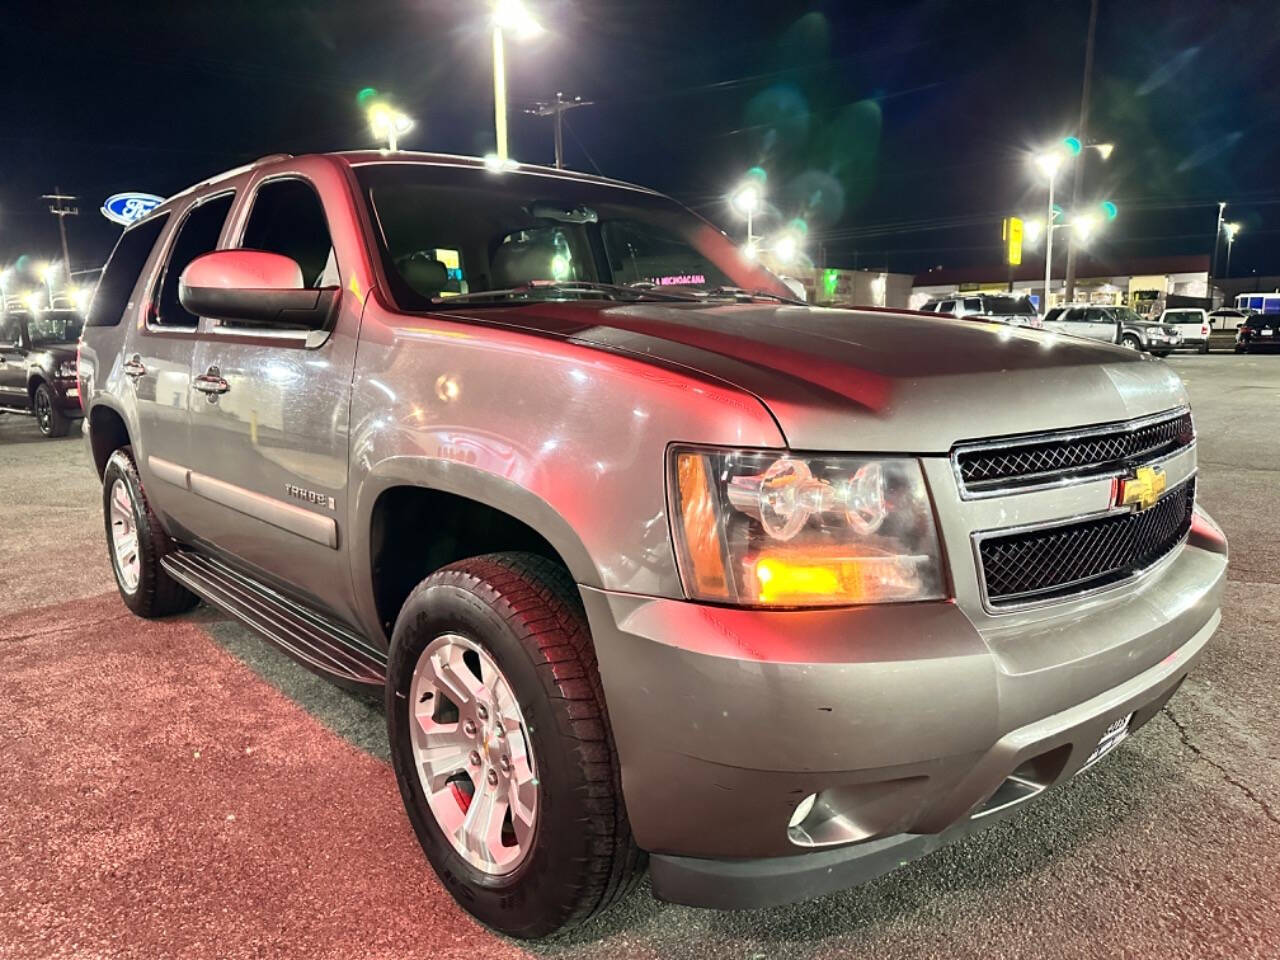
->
{"left": 450, "top": 781, "right": 472, "bottom": 813}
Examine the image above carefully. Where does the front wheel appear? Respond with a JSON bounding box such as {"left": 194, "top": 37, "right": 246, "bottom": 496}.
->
{"left": 1121, "top": 335, "right": 1142, "bottom": 351}
{"left": 33, "top": 382, "right": 69, "bottom": 437}
{"left": 386, "top": 552, "right": 642, "bottom": 939}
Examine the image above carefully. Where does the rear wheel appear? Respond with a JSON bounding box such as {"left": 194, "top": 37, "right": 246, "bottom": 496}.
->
{"left": 33, "top": 382, "right": 69, "bottom": 437}
{"left": 102, "top": 448, "right": 199, "bottom": 617}
{"left": 1198, "top": 341, "right": 1210, "bottom": 354}
{"left": 386, "top": 552, "right": 642, "bottom": 938}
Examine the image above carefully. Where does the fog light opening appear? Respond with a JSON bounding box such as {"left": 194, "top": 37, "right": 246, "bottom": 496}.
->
{"left": 788, "top": 793, "right": 817, "bottom": 829}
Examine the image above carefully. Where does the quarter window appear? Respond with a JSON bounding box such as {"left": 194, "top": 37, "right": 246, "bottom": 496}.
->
{"left": 85, "top": 213, "right": 170, "bottom": 327}
{"left": 240, "top": 178, "right": 338, "bottom": 288}
{"left": 154, "top": 194, "right": 234, "bottom": 328}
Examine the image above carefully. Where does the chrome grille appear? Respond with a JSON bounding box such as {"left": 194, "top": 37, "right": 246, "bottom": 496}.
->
{"left": 955, "top": 410, "right": 1194, "bottom": 496}
{"left": 978, "top": 478, "right": 1195, "bottom": 607}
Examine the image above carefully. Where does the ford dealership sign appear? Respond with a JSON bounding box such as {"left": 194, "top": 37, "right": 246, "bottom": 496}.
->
{"left": 101, "top": 192, "right": 164, "bottom": 226}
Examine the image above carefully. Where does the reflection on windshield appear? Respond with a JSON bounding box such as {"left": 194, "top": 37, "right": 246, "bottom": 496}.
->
{"left": 356, "top": 163, "right": 791, "bottom": 310}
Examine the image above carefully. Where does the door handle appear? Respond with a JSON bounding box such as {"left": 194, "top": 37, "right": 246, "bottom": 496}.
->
{"left": 193, "top": 365, "right": 230, "bottom": 399}
{"left": 123, "top": 355, "right": 146, "bottom": 379}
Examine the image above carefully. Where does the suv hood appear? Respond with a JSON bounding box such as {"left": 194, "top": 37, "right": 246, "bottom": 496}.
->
{"left": 439, "top": 302, "right": 1190, "bottom": 452}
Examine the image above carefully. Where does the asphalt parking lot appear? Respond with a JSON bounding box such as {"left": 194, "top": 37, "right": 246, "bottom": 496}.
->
{"left": 1, "top": 352, "right": 1277, "bottom": 960}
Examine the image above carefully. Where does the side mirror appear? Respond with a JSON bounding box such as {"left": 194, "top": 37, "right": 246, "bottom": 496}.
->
{"left": 179, "top": 250, "right": 338, "bottom": 330}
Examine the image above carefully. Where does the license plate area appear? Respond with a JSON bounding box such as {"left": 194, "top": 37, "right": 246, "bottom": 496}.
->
{"left": 1082, "top": 713, "right": 1133, "bottom": 769}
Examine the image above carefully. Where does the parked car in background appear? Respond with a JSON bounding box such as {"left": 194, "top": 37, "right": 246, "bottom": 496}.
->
{"left": 0, "top": 308, "right": 84, "bottom": 436}
{"left": 1041, "top": 305, "right": 1120, "bottom": 344}
{"left": 79, "top": 151, "right": 1227, "bottom": 938}
{"left": 1158, "top": 308, "right": 1211, "bottom": 353}
{"left": 920, "top": 293, "right": 1043, "bottom": 328}
{"left": 1206, "top": 308, "right": 1250, "bottom": 351}
{"left": 1045, "top": 305, "right": 1181, "bottom": 356}
{"left": 1236, "top": 313, "right": 1280, "bottom": 352}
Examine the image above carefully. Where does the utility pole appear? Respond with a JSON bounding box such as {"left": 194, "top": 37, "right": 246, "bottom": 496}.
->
{"left": 43, "top": 187, "right": 79, "bottom": 285}
{"left": 1062, "top": 0, "right": 1099, "bottom": 303}
{"left": 526, "top": 92, "right": 592, "bottom": 169}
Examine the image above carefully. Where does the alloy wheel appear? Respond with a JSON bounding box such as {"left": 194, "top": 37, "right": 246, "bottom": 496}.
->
{"left": 409, "top": 633, "right": 538, "bottom": 875}
{"left": 108, "top": 478, "right": 141, "bottom": 593}
{"left": 34, "top": 389, "right": 52, "bottom": 434}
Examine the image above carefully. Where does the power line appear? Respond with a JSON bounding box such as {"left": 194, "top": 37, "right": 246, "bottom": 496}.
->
{"left": 562, "top": 117, "right": 602, "bottom": 176}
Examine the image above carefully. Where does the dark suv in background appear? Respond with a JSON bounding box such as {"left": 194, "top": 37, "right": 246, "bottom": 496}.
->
{"left": 0, "top": 308, "right": 84, "bottom": 437}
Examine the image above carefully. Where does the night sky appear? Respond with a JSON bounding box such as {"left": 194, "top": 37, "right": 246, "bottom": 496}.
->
{"left": 2, "top": 0, "right": 1277, "bottom": 283}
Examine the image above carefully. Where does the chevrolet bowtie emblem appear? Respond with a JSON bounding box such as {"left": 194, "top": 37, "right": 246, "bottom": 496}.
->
{"left": 1116, "top": 465, "right": 1166, "bottom": 512}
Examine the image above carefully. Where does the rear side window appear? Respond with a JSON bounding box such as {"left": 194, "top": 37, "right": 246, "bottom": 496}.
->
{"left": 154, "top": 193, "right": 234, "bottom": 328}
{"left": 240, "top": 178, "right": 337, "bottom": 288}
{"left": 85, "top": 213, "right": 170, "bottom": 327}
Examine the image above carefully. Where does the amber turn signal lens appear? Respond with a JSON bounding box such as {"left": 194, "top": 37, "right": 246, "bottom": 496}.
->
{"left": 676, "top": 452, "right": 730, "bottom": 600}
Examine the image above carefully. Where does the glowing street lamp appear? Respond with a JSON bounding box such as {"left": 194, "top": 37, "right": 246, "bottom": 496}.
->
{"left": 770, "top": 231, "right": 801, "bottom": 266}
{"left": 730, "top": 183, "right": 762, "bottom": 247}
{"left": 367, "top": 101, "right": 414, "bottom": 151}
{"left": 1071, "top": 212, "right": 1100, "bottom": 243}
{"left": 23, "top": 290, "right": 43, "bottom": 313}
{"left": 491, "top": 0, "right": 544, "bottom": 164}
{"left": 1224, "top": 221, "right": 1241, "bottom": 277}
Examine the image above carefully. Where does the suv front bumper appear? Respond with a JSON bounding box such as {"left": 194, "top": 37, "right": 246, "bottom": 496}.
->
{"left": 581, "top": 527, "right": 1226, "bottom": 909}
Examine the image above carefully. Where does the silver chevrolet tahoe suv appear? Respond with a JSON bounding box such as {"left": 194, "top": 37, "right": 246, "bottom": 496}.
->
{"left": 79, "top": 152, "right": 1228, "bottom": 939}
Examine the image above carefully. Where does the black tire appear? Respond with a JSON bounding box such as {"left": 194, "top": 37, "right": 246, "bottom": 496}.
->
{"left": 33, "top": 382, "right": 69, "bottom": 437}
{"left": 1198, "top": 341, "right": 1210, "bottom": 354}
{"left": 101, "top": 447, "right": 199, "bottom": 617}
{"left": 1121, "top": 334, "right": 1142, "bottom": 351}
{"left": 1152, "top": 350, "right": 1171, "bottom": 358}
{"left": 386, "top": 552, "right": 643, "bottom": 939}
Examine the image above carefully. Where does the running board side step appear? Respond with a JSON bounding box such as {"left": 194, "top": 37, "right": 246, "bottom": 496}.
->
{"left": 161, "top": 549, "right": 386, "bottom": 688}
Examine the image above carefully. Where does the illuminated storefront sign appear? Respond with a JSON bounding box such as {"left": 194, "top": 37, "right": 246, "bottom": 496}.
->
{"left": 650, "top": 274, "right": 707, "bottom": 286}
{"left": 101, "top": 192, "right": 164, "bottom": 226}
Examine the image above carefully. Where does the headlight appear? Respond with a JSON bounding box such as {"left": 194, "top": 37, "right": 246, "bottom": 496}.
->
{"left": 669, "top": 447, "right": 947, "bottom": 607}
{"left": 57, "top": 360, "right": 77, "bottom": 378}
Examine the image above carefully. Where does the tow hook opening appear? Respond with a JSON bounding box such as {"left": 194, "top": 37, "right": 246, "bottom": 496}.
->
{"left": 972, "top": 744, "right": 1073, "bottom": 819}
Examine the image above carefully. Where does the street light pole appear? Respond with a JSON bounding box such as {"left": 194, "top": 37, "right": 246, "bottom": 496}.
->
{"left": 1043, "top": 174, "right": 1055, "bottom": 312}
{"left": 492, "top": 25, "right": 509, "bottom": 162}
{"left": 1210, "top": 200, "right": 1225, "bottom": 278}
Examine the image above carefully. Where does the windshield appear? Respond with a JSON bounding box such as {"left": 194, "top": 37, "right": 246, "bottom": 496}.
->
{"left": 1113, "top": 308, "right": 1145, "bottom": 325}
{"left": 28, "top": 310, "right": 83, "bottom": 346}
{"left": 355, "top": 163, "right": 792, "bottom": 309}
{"left": 979, "top": 296, "right": 1034, "bottom": 315}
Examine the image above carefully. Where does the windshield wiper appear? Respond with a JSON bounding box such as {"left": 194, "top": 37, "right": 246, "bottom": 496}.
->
{"left": 702, "top": 286, "right": 806, "bottom": 305}
{"left": 433, "top": 281, "right": 700, "bottom": 306}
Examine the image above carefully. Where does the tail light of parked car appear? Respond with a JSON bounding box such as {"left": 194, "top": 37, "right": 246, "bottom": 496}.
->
{"left": 669, "top": 447, "right": 947, "bottom": 607}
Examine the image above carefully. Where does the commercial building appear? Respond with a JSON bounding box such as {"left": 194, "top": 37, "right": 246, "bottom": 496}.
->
{"left": 911, "top": 255, "right": 1213, "bottom": 316}
{"left": 783, "top": 265, "right": 914, "bottom": 308}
